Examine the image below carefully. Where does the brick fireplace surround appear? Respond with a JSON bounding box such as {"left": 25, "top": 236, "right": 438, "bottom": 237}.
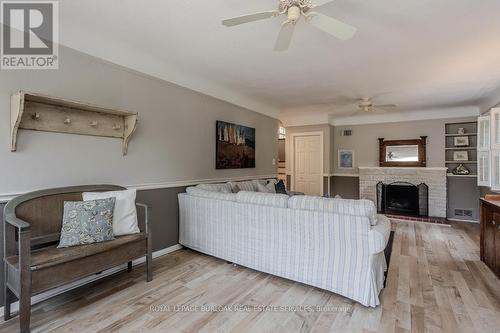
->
{"left": 359, "top": 167, "right": 447, "bottom": 219}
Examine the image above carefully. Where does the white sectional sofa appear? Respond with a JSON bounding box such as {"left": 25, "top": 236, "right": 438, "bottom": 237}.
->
{"left": 178, "top": 182, "right": 391, "bottom": 307}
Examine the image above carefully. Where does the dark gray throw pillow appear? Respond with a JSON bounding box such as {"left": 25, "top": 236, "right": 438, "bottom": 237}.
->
{"left": 275, "top": 180, "right": 287, "bottom": 194}
{"left": 58, "top": 197, "right": 116, "bottom": 248}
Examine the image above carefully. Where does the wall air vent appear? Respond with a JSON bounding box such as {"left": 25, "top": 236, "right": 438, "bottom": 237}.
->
{"left": 342, "top": 129, "right": 353, "bottom": 137}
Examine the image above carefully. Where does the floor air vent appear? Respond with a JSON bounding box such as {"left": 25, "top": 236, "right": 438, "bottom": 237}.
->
{"left": 454, "top": 209, "right": 474, "bottom": 219}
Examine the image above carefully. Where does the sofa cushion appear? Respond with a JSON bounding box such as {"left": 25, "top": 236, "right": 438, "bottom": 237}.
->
{"left": 288, "top": 196, "right": 378, "bottom": 225}
{"left": 236, "top": 191, "right": 289, "bottom": 208}
{"left": 229, "top": 180, "right": 256, "bottom": 192}
{"left": 196, "top": 183, "right": 232, "bottom": 193}
{"left": 187, "top": 187, "right": 237, "bottom": 202}
{"left": 256, "top": 182, "right": 276, "bottom": 193}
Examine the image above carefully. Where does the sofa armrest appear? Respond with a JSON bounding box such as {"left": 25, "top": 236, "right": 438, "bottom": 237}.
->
{"left": 5, "top": 213, "right": 31, "bottom": 231}
{"left": 368, "top": 215, "right": 391, "bottom": 254}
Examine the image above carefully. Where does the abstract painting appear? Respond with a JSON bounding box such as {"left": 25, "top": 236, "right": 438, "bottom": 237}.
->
{"left": 216, "top": 121, "right": 255, "bottom": 169}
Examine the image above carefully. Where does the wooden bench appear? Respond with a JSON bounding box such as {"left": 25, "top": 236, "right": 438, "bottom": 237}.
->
{"left": 3, "top": 185, "right": 153, "bottom": 333}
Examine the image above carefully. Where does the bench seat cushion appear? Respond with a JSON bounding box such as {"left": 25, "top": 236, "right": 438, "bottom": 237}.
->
{"left": 6, "top": 233, "right": 146, "bottom": 271}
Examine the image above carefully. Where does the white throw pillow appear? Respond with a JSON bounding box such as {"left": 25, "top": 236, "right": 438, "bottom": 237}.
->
{"left": 256, "top": 182, "right": 273, "bottom": 193}
{"left": 256, "top": 182, "right": 276, "bottom": 193}
{"left": 83, "top": 189, "right": 140, "bottom": 236}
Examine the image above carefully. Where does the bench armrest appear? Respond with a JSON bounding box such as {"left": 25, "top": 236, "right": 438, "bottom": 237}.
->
{"left": 5, "top": 213, "right": 31, "bottom": 231}
{"left": 136, "top": 202, "right": 150, "bottom": 234}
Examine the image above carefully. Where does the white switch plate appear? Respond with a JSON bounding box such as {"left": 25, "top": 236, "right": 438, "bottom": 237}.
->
{"left": 272, "top": 158, "right": 276, "bottom": 165}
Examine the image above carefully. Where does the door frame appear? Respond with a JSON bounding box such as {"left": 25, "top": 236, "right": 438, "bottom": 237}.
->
{"left": 290, "top": 131, "right": 324, "bottom": 195}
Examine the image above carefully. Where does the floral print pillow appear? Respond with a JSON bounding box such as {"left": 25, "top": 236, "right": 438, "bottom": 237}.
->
{"left": 58, "top": 198, "right": 116, "bottom": 248}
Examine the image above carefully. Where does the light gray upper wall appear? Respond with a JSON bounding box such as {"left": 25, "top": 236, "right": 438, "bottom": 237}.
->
{"left": 0, "top": 46, "right": 278, "bottom": 195}
{"left": 333, "top": 117, "right": 477, "bottom": 174}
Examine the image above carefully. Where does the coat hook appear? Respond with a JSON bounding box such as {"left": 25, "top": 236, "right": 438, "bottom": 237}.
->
{"left": 90, "top": 121, "right": 98, "bottom": 127}
{"left": 64, "top": 117, "right": 71, "bottom": 125}
{"left": 112, "top": 124, "right": 122, "bottom": 130}
{"left": 31, "top": 112, "right": 40, "bottom": 121}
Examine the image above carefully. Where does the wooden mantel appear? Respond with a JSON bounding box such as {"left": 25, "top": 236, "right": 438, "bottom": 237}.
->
{"left": 11, "top": 91, "right": 138, "bottom": 155}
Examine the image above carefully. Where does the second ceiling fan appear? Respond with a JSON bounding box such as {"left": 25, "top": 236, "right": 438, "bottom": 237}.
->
{"left": 222, "top": 0, "right": 357, "bottom": 52}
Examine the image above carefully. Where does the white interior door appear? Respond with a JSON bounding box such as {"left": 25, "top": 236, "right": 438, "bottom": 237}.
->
{"left": 294, "top": 135, "right": 322, "bottom": 196}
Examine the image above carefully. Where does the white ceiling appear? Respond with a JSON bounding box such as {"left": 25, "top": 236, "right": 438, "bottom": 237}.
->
{"left": 59, "top": 0, "right": 500, "bottom": 124}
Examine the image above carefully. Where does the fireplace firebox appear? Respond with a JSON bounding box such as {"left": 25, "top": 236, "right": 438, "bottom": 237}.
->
{"left": 376, "top": 182, "right": 428, "bottom": 217}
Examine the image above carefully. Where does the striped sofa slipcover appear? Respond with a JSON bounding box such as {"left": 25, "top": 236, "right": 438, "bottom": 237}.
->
{"left": 178, "top": 188, "right": 391, "bottom": 307}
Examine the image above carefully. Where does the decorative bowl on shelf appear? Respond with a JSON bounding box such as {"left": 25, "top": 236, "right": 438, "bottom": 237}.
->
{"left": 452, "top": 164, "right": 470, "bottom": 175}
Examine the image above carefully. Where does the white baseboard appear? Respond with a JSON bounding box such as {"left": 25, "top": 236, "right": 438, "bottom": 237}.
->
{"left": 0, "top": 244, "right": 182, "bottom": 319}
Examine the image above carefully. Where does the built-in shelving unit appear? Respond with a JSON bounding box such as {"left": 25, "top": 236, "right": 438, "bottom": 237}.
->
{"left": 11, "top": 91, "right": 138, "bottom": 156}
{"left": 445, "top": 120, "right": 480, "bottom": 222}
{"left": 444, "top": 121, "right": 477, "bottom": 178}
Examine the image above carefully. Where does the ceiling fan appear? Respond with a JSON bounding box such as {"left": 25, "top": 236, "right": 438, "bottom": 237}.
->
{"left": 222, "top": 0, "right": 357, "bottom": 52}
{"left": 353, "top": 97, "right": 397, "bottom": 115}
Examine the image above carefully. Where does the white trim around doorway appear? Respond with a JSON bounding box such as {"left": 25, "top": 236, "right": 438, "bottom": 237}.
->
{"left": 290, "top": 131, "right": 324, "bottom": 196}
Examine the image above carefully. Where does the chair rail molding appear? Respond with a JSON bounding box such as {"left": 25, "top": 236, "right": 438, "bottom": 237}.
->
{"left": 0, "top": 174, "right": 279, "bottom": 203}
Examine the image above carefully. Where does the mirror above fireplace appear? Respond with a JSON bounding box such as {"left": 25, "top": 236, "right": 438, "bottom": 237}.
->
{"left": 378, "top": 136, "right": 427, "bottom": 167}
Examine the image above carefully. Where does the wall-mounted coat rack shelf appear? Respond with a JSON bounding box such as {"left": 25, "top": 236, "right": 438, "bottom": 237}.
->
{"left": 11, "top": 91, "right": 138, "bottom": 155}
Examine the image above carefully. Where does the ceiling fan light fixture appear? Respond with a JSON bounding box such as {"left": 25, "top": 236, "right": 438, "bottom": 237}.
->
{"left": 222, "top": 0, "right": 356, "bottom": 51}
{"left": 287, "top": 6, "right": 302, "bottom": 22}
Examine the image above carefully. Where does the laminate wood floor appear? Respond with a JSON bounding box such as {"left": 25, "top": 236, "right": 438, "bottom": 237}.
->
{"left": 2, "top": 221, "right": 500, "bottom": 333}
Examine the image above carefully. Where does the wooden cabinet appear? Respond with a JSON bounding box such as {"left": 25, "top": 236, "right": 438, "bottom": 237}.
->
{"left": 480, "top": 195, "right": 500, "bottom": 277}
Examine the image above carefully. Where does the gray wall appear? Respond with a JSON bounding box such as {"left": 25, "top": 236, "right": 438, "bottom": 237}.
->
{"left": 330, "top": 176, "right": 359, "bottom": 199}
{"left": 0, "top": 46, "right": 279, "bottom": 307}
{"left": 333, "top": 117, "right": 476, "bottom": 174}
{"left": 278, "top": 139, "right": 285, "bottom": 162}
{"left": 0, "top": 46, "right": 278, "bottom": 195}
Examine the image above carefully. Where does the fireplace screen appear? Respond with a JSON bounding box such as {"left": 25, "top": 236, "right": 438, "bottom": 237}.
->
{"left": 377, "top": 182, "right": 429, "bottom": 217}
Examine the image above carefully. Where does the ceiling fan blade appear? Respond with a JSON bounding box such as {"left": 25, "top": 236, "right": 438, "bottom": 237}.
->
{"left": 274, "top": 22, "right": 296, "bottom": 52}
{"left": 313, "top": 0, "right": 337, "bottom": 9}
{"left": 222, "top": 11, "right": 278, "bottom": 27}
{"left": 329, "top": 96, "right": 362, "bottom": 105}
{"left": 371, "top": 108, "right": 392, "bottom": 114}
{"left": 307, "top": 12, "right": 356, "bottom": 40}
{"left": 350, "top": 110, "right": 368, "bottom": 116}
{"left": 374, "top": 104, "right": 397, "bottom": 108}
